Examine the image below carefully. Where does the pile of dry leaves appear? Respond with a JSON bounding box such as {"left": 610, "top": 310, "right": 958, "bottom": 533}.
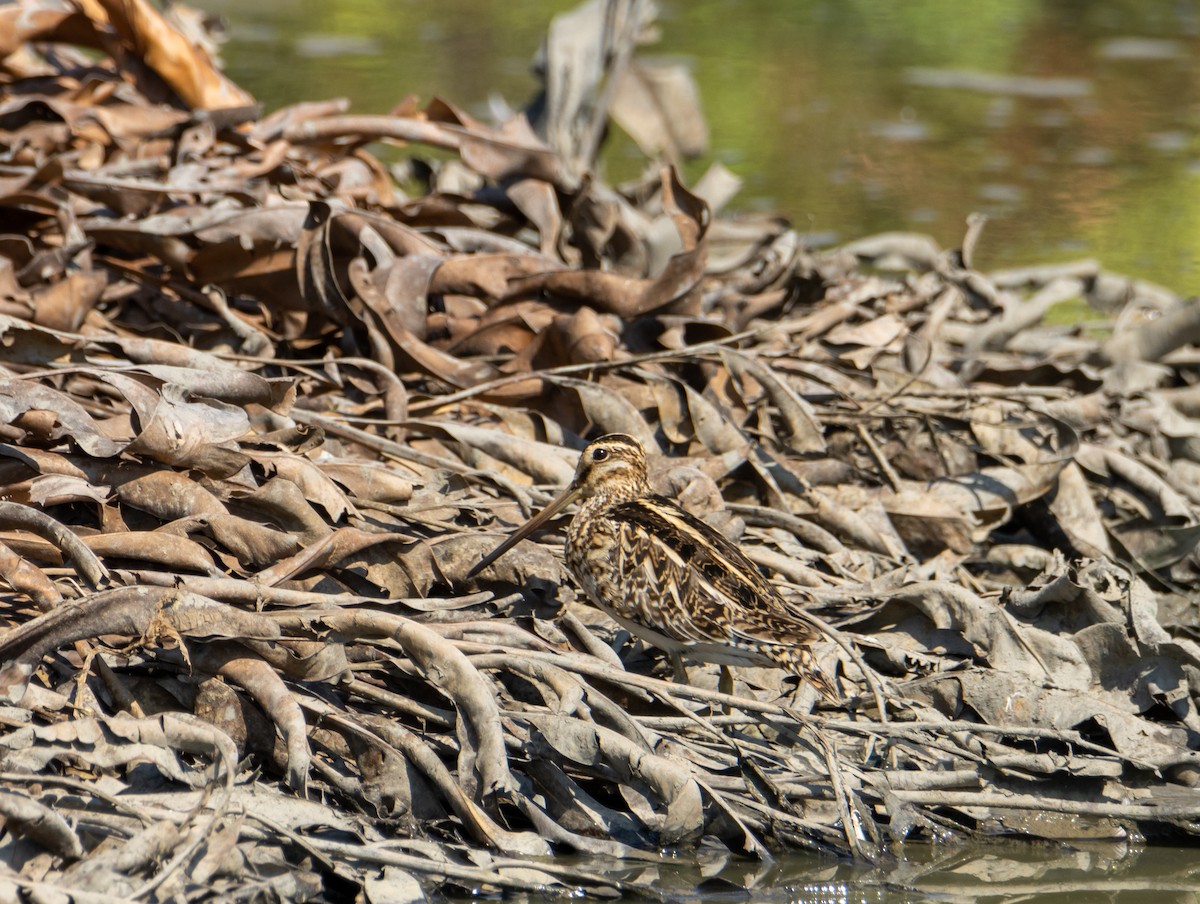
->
{"left": 3, "top": 0, "right": 1200, "bottom": 900}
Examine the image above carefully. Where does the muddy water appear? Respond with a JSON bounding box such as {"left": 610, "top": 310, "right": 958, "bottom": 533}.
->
{"left": 446, "top": 841, "right": 1200, "bottom": 902}
{"left": 206, "top": 0, "right": 1200, "bottom": 296}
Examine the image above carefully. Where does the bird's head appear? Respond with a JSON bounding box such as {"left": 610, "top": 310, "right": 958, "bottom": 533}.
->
{"left": 570, "top": 434, "right": 649, "bottom": 500}
{"left": 467, "top": 433, "right": 650, "bottom": 578}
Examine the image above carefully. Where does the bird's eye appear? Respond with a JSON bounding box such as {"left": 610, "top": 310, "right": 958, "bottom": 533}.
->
{"left": 592, "top": 447, "right": 609, "bottom": 462}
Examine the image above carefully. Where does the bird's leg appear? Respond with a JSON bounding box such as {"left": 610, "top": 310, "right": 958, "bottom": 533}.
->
{"left": 719, "top": 665, "right": 735, "bottom": 716}
{"left": 669, "top": 651, "right": 687, "bottom": 684}
{"left": 719, "top": 665, "right": 734, "bottom": 697}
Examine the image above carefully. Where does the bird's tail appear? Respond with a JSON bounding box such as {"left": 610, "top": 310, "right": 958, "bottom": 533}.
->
{"left": 806, "top": 664, "right": 840, "bottom": 703}
{"left": 771, "top": 644, "right": 839, "bottom": 703}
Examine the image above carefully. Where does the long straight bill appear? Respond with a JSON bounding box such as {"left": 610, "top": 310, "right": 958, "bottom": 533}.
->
{"left": 466, "top": 485, "right": 582, "bottom": 578}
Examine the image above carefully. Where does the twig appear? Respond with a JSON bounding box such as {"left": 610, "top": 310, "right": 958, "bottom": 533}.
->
{"left": 404, "top": 329, "right": 762, "bottom": 413}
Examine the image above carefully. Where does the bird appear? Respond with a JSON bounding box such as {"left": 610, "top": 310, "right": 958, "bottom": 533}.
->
{"left": 468, "top": 433, "right": 838, "bottom": 702}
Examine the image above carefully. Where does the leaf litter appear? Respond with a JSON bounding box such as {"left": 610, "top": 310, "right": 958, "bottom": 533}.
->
{"left": 3, "top": 0, "right": 1200, "bottom": 899}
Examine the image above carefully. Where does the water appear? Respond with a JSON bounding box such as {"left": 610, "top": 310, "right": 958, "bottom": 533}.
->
{"left": 440, "top": 840, "right": 1200, "bottom": 902}
{"left": 193, "top": 1, "right": 1200, "bottom": 898}
{"left": 202, "top": 0, "right": 1200, "bottom": 297}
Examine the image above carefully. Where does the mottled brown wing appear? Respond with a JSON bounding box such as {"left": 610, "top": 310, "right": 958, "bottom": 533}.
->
{"left": 609, "top": 497, "right": 820, "bottom": 646}
{"left": 612, "top": 499, "right": 773, "bottom": 599}
{"left": 608, "top": 497, "right": 838, "bottom": 699}
{"left": 608, "top": 515, "right": 726, "bottom": 644}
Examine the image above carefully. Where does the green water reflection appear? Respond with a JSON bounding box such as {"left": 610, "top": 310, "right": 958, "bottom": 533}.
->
{"left": 203, "top": 0, "right": 1200, "bottom": 295}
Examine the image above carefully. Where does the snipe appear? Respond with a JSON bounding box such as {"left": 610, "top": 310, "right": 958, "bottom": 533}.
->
{"left": 468, "top": 434, "right": 837, "bottom": 701}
